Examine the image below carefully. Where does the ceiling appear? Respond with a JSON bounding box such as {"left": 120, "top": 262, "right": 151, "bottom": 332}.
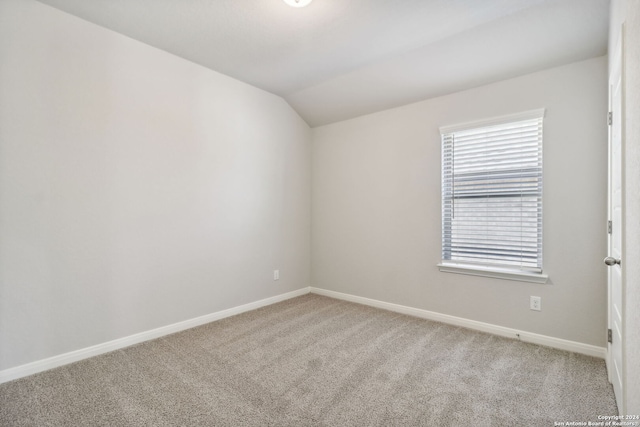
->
{"left": 36, "top": 0, "right": 610, "bottom": 127}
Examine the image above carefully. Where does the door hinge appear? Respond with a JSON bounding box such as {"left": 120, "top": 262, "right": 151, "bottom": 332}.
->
{"left": 608, "top": 220, "right": 612, "bottom": 234}
{"left": 608, "top": 111, "right": 613, "bottom": 126}
{"left": 608, "top": 328, "right": 613, "bottom": 344}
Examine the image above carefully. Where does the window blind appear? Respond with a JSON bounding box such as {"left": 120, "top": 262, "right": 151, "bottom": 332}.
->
{"left": 441, "top": 114, "right": 543, "bottom": 272}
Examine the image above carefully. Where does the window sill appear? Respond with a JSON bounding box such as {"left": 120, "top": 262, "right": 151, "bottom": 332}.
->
{"left": 437, "top": 263, "right": 549, "bottom": 284}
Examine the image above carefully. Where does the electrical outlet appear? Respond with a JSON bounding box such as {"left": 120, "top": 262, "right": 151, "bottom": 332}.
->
{"left": 530, "top": 296, "right": 541, "bottom": 311}
{"left": 273, "top": 270, "right": 280, "bottom": 281}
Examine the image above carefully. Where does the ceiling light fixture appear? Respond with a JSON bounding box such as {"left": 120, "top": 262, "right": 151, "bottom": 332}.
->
{"left": 283, "top": 0, "right": 312, "bottom": 7}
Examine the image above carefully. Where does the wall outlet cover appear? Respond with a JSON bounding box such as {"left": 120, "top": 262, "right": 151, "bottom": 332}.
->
{"left": 530, "top": 296, "right": 541, "bottom": 311}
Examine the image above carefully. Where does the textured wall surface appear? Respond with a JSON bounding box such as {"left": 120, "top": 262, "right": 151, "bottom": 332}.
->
{"left": 312, "top": 56, "right": 608, "bottom": 347}
{"left": 0, "top": 0, "right": 311, "bottom": 371}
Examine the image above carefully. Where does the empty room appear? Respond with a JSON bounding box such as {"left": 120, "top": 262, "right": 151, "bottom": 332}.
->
{"left": 1, "top": 0, "right": 639, "bottom": 425}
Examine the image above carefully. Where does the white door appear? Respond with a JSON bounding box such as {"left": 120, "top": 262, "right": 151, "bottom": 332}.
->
{"left": 607, "top": 30, "right": 625, "bottom": 415}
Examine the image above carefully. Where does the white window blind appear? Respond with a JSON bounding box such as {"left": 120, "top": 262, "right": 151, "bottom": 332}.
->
{"left": 441, "top": 111, "right": 544, "bottom": 273}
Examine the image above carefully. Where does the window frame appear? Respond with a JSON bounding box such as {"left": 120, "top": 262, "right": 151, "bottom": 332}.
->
{"left": 437, "top": 109, "right": 548, "bottom": 284}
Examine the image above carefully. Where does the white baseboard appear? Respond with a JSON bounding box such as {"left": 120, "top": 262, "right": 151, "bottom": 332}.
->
{"left": 310, "top": 287, "right": 606, "bottom": 359}
{"left": 0, "top": 287, "right": 311, "bottom": 385}
{"left": 1, "top": 285, "right": 605, "bottom": 384}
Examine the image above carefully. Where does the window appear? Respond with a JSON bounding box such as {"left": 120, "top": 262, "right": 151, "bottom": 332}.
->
{"left": 438, "top": 110, "right": 547, "bottom": 283}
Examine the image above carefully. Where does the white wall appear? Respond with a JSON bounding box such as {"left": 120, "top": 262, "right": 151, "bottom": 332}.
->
{"left": 609, "top": 0, "right": 640, "bottom": 415}
{"left": 0, "top": 0, "right": 310, "bottom": 371}
{"left": 312, "top": 56, "right": 608, "bottom": 347}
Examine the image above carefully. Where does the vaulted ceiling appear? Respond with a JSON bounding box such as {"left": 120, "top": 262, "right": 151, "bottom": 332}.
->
{"left": 36, "top": 0, "right": 610, "bottom": 127}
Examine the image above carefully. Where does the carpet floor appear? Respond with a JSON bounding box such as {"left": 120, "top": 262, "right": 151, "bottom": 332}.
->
{"left": 0, "top": 294, "right": 617, "bottom": 426}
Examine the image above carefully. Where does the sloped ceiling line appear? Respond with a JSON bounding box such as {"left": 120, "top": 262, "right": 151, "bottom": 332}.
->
{"left": 36, "top": 0, "right": 609, "bottom": 127}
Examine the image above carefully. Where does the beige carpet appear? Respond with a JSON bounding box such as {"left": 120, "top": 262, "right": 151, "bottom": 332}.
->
{"left": 0, "top": 294, "right": 617, "bottom": 426}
